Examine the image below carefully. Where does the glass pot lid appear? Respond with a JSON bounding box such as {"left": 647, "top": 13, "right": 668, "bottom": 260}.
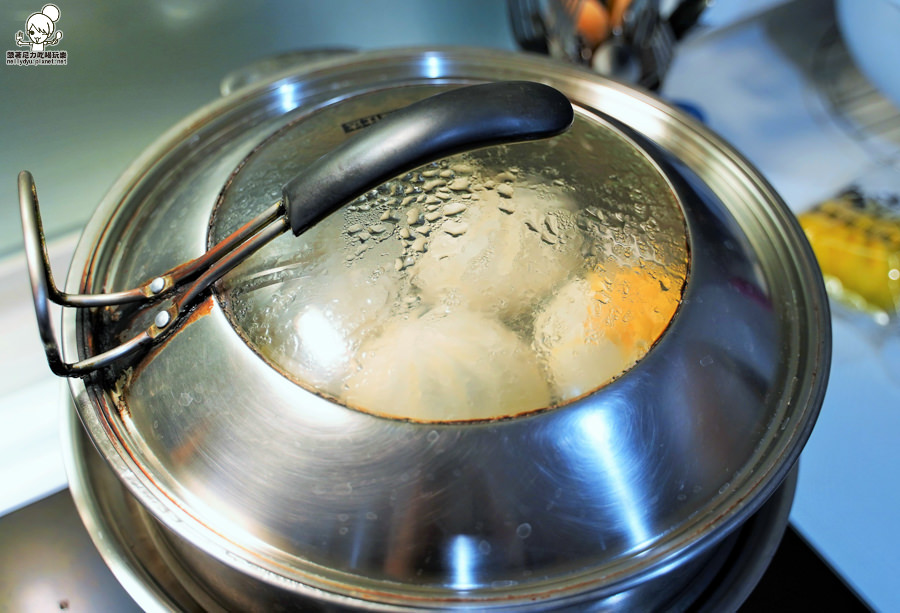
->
{"left": 210, "top": 85, "right": 689, "bottom": 423}
{"left": 55, "top": 48, "right": 829, "bottom": 609}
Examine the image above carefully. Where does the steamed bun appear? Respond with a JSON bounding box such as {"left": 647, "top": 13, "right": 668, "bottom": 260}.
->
{"left": 534, "top": 262, "right": 683, "bottom": 400}
{"left": 410, "top": 186, "right": 582, "bottom": 319}
{"left": 533, "top": 277, "right": 629, "bottom": 399}
{"left": 343, "top": 309, "right": 552, "bottom": 421}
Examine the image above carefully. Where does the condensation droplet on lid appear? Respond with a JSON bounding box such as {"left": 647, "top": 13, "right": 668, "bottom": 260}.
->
{"left": 443, "top": 221, "right": 468, "bottom": 236}
{"left": 422, "top": 178, "right": 445, "bottom": 191}
{"left": 442, "top": 202, "right": 467, "bottom": 216}
{"left": 544, "top": 214, "right": 559, "bottom": 236}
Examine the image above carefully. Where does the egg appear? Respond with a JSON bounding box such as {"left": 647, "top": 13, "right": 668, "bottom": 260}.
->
{"left": 576, "top": 0, "right": 610, "bottom": 48}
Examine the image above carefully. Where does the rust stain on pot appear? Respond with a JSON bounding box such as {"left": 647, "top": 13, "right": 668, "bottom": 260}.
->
{"left": 126, "top": 296, "right": 216, "bottom": 382}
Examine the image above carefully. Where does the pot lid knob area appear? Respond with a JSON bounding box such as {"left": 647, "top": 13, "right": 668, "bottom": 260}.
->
{"left": 212, "top": 89, "right": 689, "bottom": 422}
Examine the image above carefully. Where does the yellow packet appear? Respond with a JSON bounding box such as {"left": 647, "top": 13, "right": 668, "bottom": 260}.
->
{"left": 798, "top": 190, "right": 900, "bottom": 321}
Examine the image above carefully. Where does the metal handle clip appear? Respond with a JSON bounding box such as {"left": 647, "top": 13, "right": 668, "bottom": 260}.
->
{"left": 19, "top": 170, "right": 288, "bottom": 377}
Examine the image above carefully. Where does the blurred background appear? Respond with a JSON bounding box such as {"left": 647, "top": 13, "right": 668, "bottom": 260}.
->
{"left": 1, "top": 0, "right": 897, "bottom": 610}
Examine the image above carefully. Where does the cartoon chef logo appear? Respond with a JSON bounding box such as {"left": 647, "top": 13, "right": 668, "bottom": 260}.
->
{"left": 16, "top": 4, "right": 63, "bottom": 51}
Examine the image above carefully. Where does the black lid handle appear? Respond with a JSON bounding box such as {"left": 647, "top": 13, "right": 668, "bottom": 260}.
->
{"left": 283, "top": 81, "right": 574, "bottom": 235}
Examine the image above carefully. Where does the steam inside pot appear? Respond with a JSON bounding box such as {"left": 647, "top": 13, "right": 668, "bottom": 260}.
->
{"left": 215, "top": 109, "right": 689, "bottom": 422}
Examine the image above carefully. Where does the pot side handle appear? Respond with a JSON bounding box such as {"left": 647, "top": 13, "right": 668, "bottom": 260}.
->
{"left": 283, "top": 80, "right": 574, "bottom": 236}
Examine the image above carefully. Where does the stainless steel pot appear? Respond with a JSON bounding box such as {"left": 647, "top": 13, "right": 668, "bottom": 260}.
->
{"left": 22, "top": 48, "right": 830, "bottom": 611}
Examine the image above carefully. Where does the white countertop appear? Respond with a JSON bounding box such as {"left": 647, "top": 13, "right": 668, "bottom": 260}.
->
{"left": 3, "top": 0, "right": 897, "bottom": 610}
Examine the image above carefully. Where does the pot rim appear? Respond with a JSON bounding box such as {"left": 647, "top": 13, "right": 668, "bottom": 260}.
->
{"left": 61, "top": 388, "right": 801, "bottom": 612}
